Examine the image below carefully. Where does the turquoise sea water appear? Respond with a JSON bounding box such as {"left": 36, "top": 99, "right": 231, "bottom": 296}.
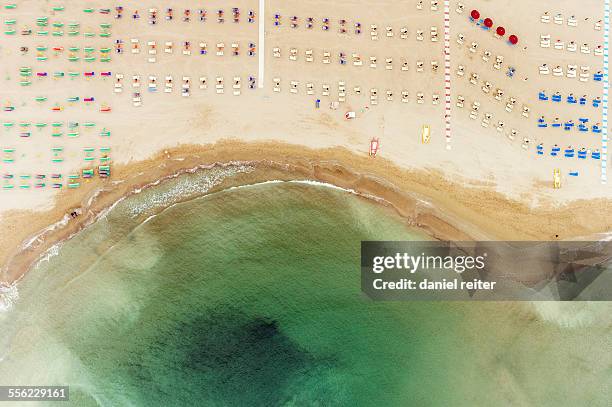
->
{"left": 1, "top": 176, "right": 611, "bottom": 406}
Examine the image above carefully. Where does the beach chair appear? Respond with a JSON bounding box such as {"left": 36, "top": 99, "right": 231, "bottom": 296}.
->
{"left": 289, "top": 48, "right": 297, "bottom": 61}
{"left": 338, "top": 82, "right": 346, "bottom": 102}
{"left": 386, "top": 26, "right": 393, "bottom": 37}
{"left": 552, "top": 66, "right": 564, "bottom": 77}
{"left": 494, "top": 89, "right": 504, "bottom": 101}
{"left": 165, "top": 76, "right": 173, "bottom": 93}
{"left": 216, "top": 77, "right": 224, "bottom": 94}
{"left": 567, "top": 65, "right": 577, "bottom": 78}
{"left": 216, "top": 43, "right": 224, "bottom": 56}
{"left": 430, "top": 26, "right": 438, "bottom": 42}
{"left": 184, "top": 42, "right": 192, "bottom": 56}
{"left": 199, "top": 77, "right": 207, "bottom": 89}
{"left": 416, "top": 92, "right": 424, "bottom": 105}
{"left": 148, "top": 76, "right": 157, "bottom": 92}
{"left": 595, "top": 20, "right": 602, "bottom": 30}
{"left": 273, "top": 47, "right": 281, "bottom": 58}
{"left": 131, "top": 38, "right": 140, "bottom": 54}
{"left": 481, "top": 113, "right": 491, "bottom": 128}
{"left": 385, "top": 58, "right": 393, "bottom": 70}
{"left": 431, "top": 94, "right": 439, "bottom": 105}
{"left": 370, "top": 89, "right": 378, "bottom": 105}
{"left": 306, "top": 83, "right": 314, "bottom": 95}
{"left": 273, "top": 78, "right": 281, "bottom": 92}
{"left": 469, "top": 73, "right": 479, "bottom": 85}
{"left": 554, "top": 14, "right": 563, "bottom": 25}
{"left": 493, "top": 56, "right": 503, "bottom": 70}
{"left": 323, "top": 51, "right": 331, "bottom": 64}
{"left": 579, "top": 67, "right": 590, "bottom": 82}
{"left": 322, "top": 84, "right": 330, "bottom": 96}
{"left": 370, "top": 56, "right": 377, "bottom": 69}
{"left": 521, "top": 138, "right": 531, "bottom": 150}
{"left": 306, "top": 49, "right": 314, "bottom": 63}
{"left": 290, "top": 81, "right": 299, "bottom": 94}
{"left": 541, "top": 12, "right": 551, "bottom": 23}
{"left": 580, "top": 44, "right": 590, "bottom": 54}
{"left": 165, "top": 42, "right": 173, "bottom": 54}
{"left": 233, "top": 77, "right": 241, "bottom": 96}
{"left": 402, "top": 91, "right": 409, "bottom": 103}
{"left": 456, "top": 33, "right": 465, "bottom": 45}
{"left": 456, "top": 95, "right": 464, "bottom": 108}
{"left": 469, "top": 102, "right": 480, "bottom": 120}
{"left": 496, "top": 121, "right": 505, "bottom": 133}
{"left": 400, "top": 27, "right": 408, "bottom": 40}
{"left": 370, "top": 25, "right": 378, "bottom": 40}
{"left": 132, "top": 92, "right": 141, "bottom": 107}
{"left": 182, "top": 77, "right": 191, "bottom": 97}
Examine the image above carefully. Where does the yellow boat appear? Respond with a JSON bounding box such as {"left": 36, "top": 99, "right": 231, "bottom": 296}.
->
{"left": 553, "top": 169, "right": 561, "bottom": 189}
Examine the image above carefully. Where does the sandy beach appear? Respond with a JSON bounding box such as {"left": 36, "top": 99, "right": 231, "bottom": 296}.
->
{"left": 0, "top": 0, "right": 611, "bottom": 285}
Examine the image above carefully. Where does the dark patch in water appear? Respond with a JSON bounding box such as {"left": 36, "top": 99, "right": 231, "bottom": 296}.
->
{"left": 126, "top": 308, "right": 333, "bottom": 406}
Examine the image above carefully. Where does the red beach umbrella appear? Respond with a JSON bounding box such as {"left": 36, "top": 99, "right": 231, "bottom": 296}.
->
{"left": 496, "top": 26, "right": 506, "bottom": 36}
{"left": 509, "top": 34, "right": 518, "bottom": 45}
{"left": 483, "top": 18, "right": 493, "bottom": 28}
{"left": 470, "top": 9, "right": 480, "bottom": 20}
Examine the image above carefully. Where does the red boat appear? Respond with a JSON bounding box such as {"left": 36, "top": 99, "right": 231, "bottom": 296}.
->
{"left": 369, "top": 138, "right": 379, "bottom": 157}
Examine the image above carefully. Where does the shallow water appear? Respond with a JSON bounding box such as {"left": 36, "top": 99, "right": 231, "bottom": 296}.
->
{"left": 1, "top": 178, "right": 611, "bottom": 406}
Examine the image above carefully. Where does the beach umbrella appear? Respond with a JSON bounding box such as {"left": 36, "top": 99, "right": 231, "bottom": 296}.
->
{"left": 496, "top": 26, "right": 506, "bottom": 36}
{"left": 483, "top": 18, "right": 493, "bottom": 28}
{"left": 509, "top": 34, "right": 518, "bottom": 45}
{"left": 470, "top": 10, "right": 480, "bottom": 20}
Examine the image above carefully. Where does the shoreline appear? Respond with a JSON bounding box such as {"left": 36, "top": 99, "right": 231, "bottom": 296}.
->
{"left": 2, "top": 140, "right": 612, "bottom": 286}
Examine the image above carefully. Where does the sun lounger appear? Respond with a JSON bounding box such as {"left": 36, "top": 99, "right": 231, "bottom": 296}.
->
{"left": 306, "top": 49, "right": 313, "bottom": 62}
{"left": 233, "top": 77, "right": 241, "bottom": 96}
{"left": 216, "top": 77, "right": 224, "bottom": 94}
{"left": 322, "top": 84, "right": 330, "bottom": 96}
{"left": 306, "top": 83, "right": 314, "bottom": 95}
{"left": 416, "top": 92, "right": 424, "bottom": 105}
{"left": 290, "top": 80, "right": 299, "bottom": 94}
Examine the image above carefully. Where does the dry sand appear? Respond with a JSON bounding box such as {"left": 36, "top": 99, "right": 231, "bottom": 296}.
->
{"left": 0, "top": 0, "right": 610, "bottom": 284}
